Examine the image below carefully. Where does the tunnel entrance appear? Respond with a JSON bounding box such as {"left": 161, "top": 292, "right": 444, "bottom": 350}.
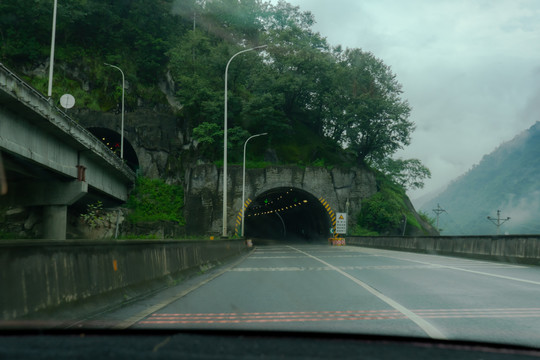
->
{"left": 244, "top": 187, "right": 331, "bottom": 243}
{"left": 86, "top": 127, "right": 139, "bottom": 172}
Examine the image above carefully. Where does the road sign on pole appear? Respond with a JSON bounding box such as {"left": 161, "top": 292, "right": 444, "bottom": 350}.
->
{"left": 336, "top": 213, "right": 347, "bottom": 234}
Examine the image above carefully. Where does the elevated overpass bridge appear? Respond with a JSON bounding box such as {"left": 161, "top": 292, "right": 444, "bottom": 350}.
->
{"left": 0, "top": 63, "right": 136, "bottom": 239}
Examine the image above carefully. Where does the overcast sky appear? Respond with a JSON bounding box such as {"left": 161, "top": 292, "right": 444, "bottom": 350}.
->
{"left": 275, "top": 0, "right": 540, "bottom": 204}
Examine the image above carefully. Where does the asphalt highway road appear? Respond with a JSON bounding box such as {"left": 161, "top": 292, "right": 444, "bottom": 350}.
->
{"left": 83, "top": 244, "right": 540, "bottom": 348}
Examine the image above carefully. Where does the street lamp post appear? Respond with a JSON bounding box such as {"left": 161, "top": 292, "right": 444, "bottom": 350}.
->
{"left": 222, "top": 45, "right": 267, "bottom": 238}
{"left": 241, "top": 133, "right": 267, "bottom": 237}
{"left": 47, "top": 0, "right": 58, "bottom": 98}
{"left": 104, "top": 63, "right": 125, "bottom": 159}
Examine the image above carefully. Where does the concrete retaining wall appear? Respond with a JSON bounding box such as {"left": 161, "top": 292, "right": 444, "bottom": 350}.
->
{"left": 346, "top": 235, "right": 540, "bottom": 264}
{"left": 0, "top": 239, "right": 247, "bottom": 321}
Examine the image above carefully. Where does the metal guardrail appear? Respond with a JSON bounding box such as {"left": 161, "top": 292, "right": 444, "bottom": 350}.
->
{"left": 0, "top": 62, "right": 136, "bottom": 182}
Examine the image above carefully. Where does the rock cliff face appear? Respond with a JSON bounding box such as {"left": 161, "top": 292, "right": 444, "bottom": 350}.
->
{"left": 184, "top": 164, "right": 378, "bottom": 236}
{"left": 75, "top": 108, "right": 192, "bottom": 181}
{"left": 70, "top": 111, "right": 433, "bottom": 238}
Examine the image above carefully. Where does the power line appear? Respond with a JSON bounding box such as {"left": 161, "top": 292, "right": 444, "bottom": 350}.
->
{"left": 487, "top": 209, "right": 511, "bottom": 235}
{"left": 432, "top": 203, "right": 447, "bottom": 232}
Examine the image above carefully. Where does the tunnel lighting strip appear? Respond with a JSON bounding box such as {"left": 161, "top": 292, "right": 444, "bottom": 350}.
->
{"left": 247, "top": 199, "right": 309, "bottom": 217}
{"left": 99, "top": 136, "right": 121, "bottom": 153}
{"left": 238, "top": 191, "right": 338, "bottom": 237}
{"left": 319, "top": 197, "right": 336, "bottom": 235}
{"left": 235, "top": 199, "right": 252, "bottom": 236}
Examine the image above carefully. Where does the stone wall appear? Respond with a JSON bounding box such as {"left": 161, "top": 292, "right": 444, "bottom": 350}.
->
{"left": 184, "top": 164, "right": 378, "bottom": 235}
{"left": 76, "top": 109, "right": 189, "bottom": 180}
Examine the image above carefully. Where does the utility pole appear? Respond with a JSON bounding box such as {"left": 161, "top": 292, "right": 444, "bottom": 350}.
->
{"left": 487, "top": 210, "right": 510, "bottom": 235}
{"left": 432, "top": 203, "right": 447, "bottom": 232}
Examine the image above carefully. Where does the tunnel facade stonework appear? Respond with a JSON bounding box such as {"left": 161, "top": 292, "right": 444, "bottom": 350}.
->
{"left": 184, "top": 165, "right": 377, "bottom": 236}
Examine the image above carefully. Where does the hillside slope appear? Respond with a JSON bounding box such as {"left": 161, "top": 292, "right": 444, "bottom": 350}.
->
{"left": 422, "top": 121, "right": 540, "bottom": 235}
{"left": 0, "top": 0, "right": 433, "bottom": 238}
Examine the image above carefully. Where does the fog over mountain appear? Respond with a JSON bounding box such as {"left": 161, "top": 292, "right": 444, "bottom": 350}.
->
{"left": 278, "top": 0, "right": 540, "bottom": 202}
{"left": 421, "top": 121, "right": 540, "bottom": 235}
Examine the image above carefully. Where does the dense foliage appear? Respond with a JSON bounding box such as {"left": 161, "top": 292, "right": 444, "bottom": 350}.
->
{"left": 0, "top": 0, "right": 178, "bottom": 110}
{"left": 168, "top": 2, "right": 417, "bottom": 167}
{"left": 0, "top": 0, "right": 428, "bottom": 177}
{"left": 356, "top": 173, "right": 425, "bottom": 235}
{"left": 375, "top": 158, "right": 432, "bottom": 191}
{"left": 126, "top": 177, "right": 185, "bottom": 225}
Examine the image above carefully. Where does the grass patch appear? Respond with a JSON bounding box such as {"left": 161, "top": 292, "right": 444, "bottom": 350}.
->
{"left": 126, "top": 177, "right": 185, "bottom": 225}
{"left": 356, "top": 170, "right": 423, "bottom": 235}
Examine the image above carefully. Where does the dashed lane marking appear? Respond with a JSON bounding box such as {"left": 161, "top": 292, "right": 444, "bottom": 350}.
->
{"left": 230, "top": 265, "right": 440, "bottom": 272}
{"left": 248, "top": 256, "right": 308, "bottom": 259}
{"left": 232, "top": 267, "right": 309, "bottom": 272}
{"left": 249, "top": 255, "right": 374, "bottom": 259}
{"left": 137, "top": 308, "right": 540, "bottom": 326}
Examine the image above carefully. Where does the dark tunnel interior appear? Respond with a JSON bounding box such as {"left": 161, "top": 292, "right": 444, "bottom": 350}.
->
{"left": 86, "top": 127, "right": 139, "bottom": 172}
{"left": 244, "top": 187, "right": 331, "bottom": 243}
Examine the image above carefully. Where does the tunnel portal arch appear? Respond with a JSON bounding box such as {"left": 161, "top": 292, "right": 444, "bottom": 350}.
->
{"left": 86, "top": 127, "right": 139, "bottom": 172}
{"left": 242, "top": 187, "right": 333, "bottom": 242}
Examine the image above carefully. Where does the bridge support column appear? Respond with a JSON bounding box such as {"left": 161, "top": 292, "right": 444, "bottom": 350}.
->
{"left": 1, "top": 180, "right": 88, "bottom": 240}
{"left": 43, "top": 205, "right": 68, "bottom": 240}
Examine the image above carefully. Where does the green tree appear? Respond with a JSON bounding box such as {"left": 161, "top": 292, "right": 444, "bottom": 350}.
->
{"left": 0, "top": 0, "right": 51, "bottom": 62}
{"left": 192, "top": 122, "right": 251, "bottom": 163}
{"left": 127, "top": 177, "right": 185, "bottom": 225}
{"left": 169, "top": 29, "right": 227, "bottom": 127}
{"left": 324, "top": 48, "right": 413, "bottom": 165}
{"left": 0, "top": 0, "right": 427, "bottom": 174}
{"left": 192, "top": 122, "right": 223, "bottom": 161}
{"left": 375, "top": 158, "right": 432, "bottom": 190}
{"left": 357, "top": 190, "right": 403, "bottom": 233}
{"left": 203, "top": 0, "right": 265, "bottom": 43}
{"left": 261, "top": 1, "right": 335, "bottom": 138}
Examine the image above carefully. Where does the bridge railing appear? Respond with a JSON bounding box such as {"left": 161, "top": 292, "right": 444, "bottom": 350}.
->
{"left": 0, "top": 62, "right": 135, "bottom": 182}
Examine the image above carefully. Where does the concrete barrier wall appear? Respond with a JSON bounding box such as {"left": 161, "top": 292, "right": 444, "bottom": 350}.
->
{"left": 346, "top": 235, "right": 540, "bottom": 264}
{"left": 0, "top": 239, "right": 247, "bottom": 321}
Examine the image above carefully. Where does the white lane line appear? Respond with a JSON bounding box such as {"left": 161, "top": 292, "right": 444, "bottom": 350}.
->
{"left": 232, "top": 267, "right": 314, "bottom": 271}
{"left": 250, "top": 255, "right": 373, "bottom": 259}
{"left": 411, "top": 262, "right": 540, "bottom": 286}
{"left": 231, "top": 265, "right": 440, "bottom": 272}
{"left": 249, "top": 256, "right": 307, "bottom": 259}
{"left": 353, "top": 248, "right": 540, "bottom": 286}
{"left": 287, "top": 245, "right": 446, "bottom": 340}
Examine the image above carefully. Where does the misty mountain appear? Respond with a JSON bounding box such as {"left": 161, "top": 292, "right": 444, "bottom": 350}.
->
{"left": 421, "top": 121, "right": 540, "bottom": 235}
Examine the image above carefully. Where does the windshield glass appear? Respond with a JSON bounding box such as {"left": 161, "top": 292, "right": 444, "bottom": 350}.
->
{"left": 1, "top": 0, "right": 540, "bottom": 351}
